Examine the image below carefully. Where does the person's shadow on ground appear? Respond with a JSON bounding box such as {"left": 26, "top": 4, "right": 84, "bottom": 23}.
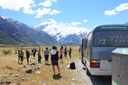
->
{"left": 45, "top": 64, "right": 51, "bottom": 66}
{"left": 53, "top": 74, "right": 62, "bottom": 80}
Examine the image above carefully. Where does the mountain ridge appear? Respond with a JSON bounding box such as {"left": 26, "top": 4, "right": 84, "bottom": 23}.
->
{"left": 0, "top": 16, "right": 59, "bottom": 46}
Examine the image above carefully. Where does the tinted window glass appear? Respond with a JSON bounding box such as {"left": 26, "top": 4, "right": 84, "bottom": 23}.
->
{"left": 94, "top": 31, "right": 128, "bottom": 47}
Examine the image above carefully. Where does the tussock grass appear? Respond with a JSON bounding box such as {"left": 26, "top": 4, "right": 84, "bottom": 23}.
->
{"left": 0, "top": 46, "right": 82, "bottom": 85}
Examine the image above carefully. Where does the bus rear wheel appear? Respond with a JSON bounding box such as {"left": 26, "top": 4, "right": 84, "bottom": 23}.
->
{"left": 86, "top": 68, "right": 91, "bottom": 75}
{"left": 82, "top": 57, "right": 86, "bottom": 66}
{"left": 81, "top": 57, "right": 86, "bottom": 66}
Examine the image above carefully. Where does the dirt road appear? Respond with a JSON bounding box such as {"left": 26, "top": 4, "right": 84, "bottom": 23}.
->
{"left": 74, "top": 59, "right": 111, "bottom": 85}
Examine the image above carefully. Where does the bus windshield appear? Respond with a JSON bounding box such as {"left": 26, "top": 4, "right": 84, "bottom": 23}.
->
{"left": 94, "top": 30, "right": 128, "bottom": 47}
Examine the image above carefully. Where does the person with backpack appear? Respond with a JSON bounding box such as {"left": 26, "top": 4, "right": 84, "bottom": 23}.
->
{"left": 50, "top": 46, "right": 60, "bottom": 75}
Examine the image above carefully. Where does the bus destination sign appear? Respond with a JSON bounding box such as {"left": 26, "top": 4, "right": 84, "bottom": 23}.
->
{"left": 100, "top": 26, "right": 128, "bottom": 29}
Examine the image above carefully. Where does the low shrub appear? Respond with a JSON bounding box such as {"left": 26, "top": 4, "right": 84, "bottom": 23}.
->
{"left": 3, "top": 50, "right": 12, "bottom": 55}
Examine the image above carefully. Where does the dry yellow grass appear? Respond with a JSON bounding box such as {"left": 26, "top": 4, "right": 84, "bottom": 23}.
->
{"left": 0, "top": 46, "right": 81, "bottom": 85}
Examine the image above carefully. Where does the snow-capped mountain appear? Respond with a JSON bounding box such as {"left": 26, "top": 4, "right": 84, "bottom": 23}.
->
{"left": 0, "top": 16, "right": 59, "bottom": 45}
{"left": 34, "top": 19, "right": 91, "bottom": 43}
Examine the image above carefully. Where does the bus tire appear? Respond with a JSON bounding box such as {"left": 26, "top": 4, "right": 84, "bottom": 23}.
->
{"left": 81, "top": 57, "right": 86, "bottom": 66}
{"left": 81, "top": 56, "right": 84, "bottom": 65}
{"left": 86, "top": 68, "right": 91, "bottom": 75}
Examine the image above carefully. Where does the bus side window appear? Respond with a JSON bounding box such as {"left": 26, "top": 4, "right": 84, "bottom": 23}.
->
{"left": 87, "top": 33, "right": 92, "bottom": 48}
{"left": 84, "top": 32, "right": 92, "bottom": 49}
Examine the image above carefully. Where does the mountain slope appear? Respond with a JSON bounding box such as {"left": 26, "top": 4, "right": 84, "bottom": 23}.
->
{"left": 0, "top": 16, "right": 59, "bottom": 45}
{"left": 0, "top": 30, "right": 19, "bottom": 45}
{"left": 34, "top": 19, "right": 89, "bottom": 44}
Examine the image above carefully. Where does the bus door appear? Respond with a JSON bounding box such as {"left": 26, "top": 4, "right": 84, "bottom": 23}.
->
{"left": 81, "top": 38, "right": 88, "bottom": 66}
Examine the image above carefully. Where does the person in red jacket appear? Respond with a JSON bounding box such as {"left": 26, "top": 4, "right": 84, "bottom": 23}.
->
{"left": 59, "top": 47, "right": 63, "bottom": 63}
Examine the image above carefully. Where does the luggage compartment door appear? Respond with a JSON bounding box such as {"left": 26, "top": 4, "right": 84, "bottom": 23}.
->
{"left": 100, "top": 52, "right": 112, "bottom": 70}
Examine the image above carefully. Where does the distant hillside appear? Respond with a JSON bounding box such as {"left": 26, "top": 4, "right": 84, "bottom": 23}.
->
{"left": 0, "top": 16, "right": 59, "bottom": 46}
{"left": 124, "top": 22, "right": 128, "bottom": 25}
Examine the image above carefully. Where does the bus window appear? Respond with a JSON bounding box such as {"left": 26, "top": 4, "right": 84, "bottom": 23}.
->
{"left": 87, "top": 32, "right": 92, "bottom": 47}
{"left": 94, "top": 31, "right": 128, "bottom": 47}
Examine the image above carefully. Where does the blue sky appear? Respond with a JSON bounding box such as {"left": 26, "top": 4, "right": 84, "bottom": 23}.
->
{"left": 0, "top": 0, "right": 128, "bottom": 29}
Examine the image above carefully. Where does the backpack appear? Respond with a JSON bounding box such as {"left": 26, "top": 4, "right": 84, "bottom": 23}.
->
{"left": 70, "top": 62, "right": 76, "bottom": 69}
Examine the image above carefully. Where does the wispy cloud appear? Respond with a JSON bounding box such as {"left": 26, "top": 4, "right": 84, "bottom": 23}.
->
{"left": 39, "top": 0, "right": 52, "bottom": 7}
{"left": 35, "top": 8, "right": 51, "bottom": 18}
{"left": 0, "top": 0, "right": 35, "bottom": 11}
{"left": 104, "top": 10, "right": 117, "bottom": 16}
{"left": 0, "top": 0, "right": 61, "bottom": 18}
{"left": 23, "top": 8, "right": 36, "bottom": 14}
{"left": 71, "top": 22, "right": 81, "bottom": 25}
{"left": 35, "top": 8, "right": 61, "bottom": 18}
{"left": 83, "top": 19, "right": 88, "bottom": 23}
{"left": 39, "top": 0, "right": 57, "bottom": 7}
{"left": 104, "top": 3, "right": 128, "bottom": 16}
{"left": 49, "top": 10, "right": 62, "bottom": 15}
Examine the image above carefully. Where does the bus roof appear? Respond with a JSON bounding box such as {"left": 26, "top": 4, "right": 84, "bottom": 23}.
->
{"left": 93, "top": 24, "right": 128, "bottom": 31}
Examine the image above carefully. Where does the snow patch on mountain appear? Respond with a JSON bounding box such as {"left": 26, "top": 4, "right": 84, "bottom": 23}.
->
{"left": 34, "top": 19, "right": 92, "bottom": 43}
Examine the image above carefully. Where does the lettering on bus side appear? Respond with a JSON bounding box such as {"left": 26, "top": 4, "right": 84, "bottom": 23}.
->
{"left": 96, "top": 38, "right": 128, "bottom": 46}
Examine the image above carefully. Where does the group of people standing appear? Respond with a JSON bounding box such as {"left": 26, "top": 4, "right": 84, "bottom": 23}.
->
{"left": 17, "top": 46, "right": 72, "bottom": 75}
{"left": 63, "top": 47, "right": 72, "bottom": 58}
{"left": 17, "top": 47, "right": 42, "bottom": 65}
{"left": 18, "top": 49, "right": 24, "bottom": 64}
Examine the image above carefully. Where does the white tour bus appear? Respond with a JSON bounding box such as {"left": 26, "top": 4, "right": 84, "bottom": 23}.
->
{"left": 81, "top": 24, "right": 128, "bottom": 76}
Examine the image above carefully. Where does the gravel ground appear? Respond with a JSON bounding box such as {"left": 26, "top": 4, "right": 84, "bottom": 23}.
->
{"left": 74, "top": 58, "right": 111, "bottom": 85}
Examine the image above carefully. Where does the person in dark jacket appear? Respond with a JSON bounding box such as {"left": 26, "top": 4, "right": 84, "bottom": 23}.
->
{"left": 68, "top": 47, "right": 72, "bottom": 59}
{"left": 50, "top": 46, "right": 60, "bottom": 75}
{"left": 38, "top": 47, "right": 42, "bottom": 63}
{"left": 32, "top": 48, "right": 37, "bottom": 59}
{"left": 26, "top": 49, "right": 30, "bottom": 65}
{"left": 20, "top": 49, "right": 24, "bottom": 64}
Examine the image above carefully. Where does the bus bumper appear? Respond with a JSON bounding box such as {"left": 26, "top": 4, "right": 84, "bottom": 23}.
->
{"left": 89, "top": 68, "right": 112, "bottom": 76}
